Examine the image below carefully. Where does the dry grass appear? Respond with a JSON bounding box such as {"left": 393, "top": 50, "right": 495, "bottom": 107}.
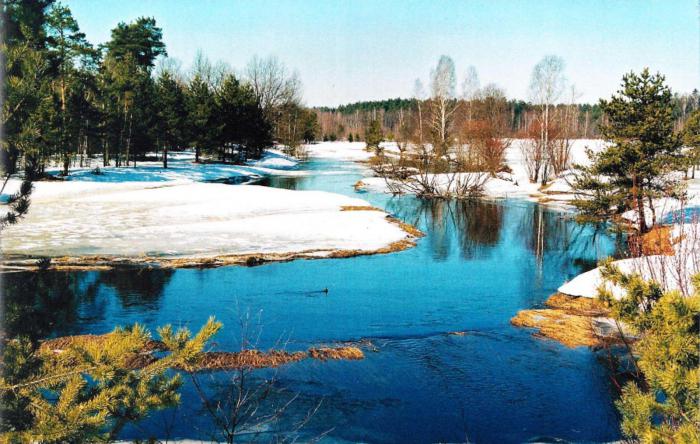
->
{"left": 308, "top": 346, "right": 364, "bottom": 361}
{"left": 544, "top": 293, "right": 608, "bottom": 316}
{"left": 353, "top": 180, "right": 366, "bottom": 191}
{"left": 40, "top": 334, "right": 106, "bottom": 351}
{"left": 190, "top": 350, "right": 307, "bottom": 370}
{"left": 39, "top": 335, "right": 365, "bottom": 370}
{"left": 511, "top": 293, "right": 616, "bottom": 348}
{"left": 340, "top": 205, "right": 383, "bottom": 212}
{"left": 511, "top": 309, "right": 600, "bottom": 348}
{"left": 386, "top": 216, "right": 424, "bottom": 238}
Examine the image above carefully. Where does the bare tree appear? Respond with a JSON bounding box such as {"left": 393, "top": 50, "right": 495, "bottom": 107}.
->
{"left": 244, "top": 55, "right": 302, "bottom": 117}
{"left": 548, "top": 84, "right": 582, "bottom": 175}
{"left": 462, "top": 84, "right": 512, "bottom": 175}
{"left": 527, "top": 55, "right": 566, "bottom": 184}
{"left": 189, "top": 313, "right": 324, "bottom": 444}
{"left": 429, "top": 55, "right": 458, "bottom": 157}
{"left": 461, "top": 65, "right": 480, "bottom": 122}
{"left": 413, "top": 78, "right": 426, "bottom": 145}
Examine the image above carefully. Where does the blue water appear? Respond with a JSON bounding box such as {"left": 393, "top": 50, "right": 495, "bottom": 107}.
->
{"left": 3, "top": 157, "right": 625, "bottom": 443}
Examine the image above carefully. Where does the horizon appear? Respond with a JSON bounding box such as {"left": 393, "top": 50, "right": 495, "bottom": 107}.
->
{"left": 66, "top": 0, "right": 699, "bottom": 107}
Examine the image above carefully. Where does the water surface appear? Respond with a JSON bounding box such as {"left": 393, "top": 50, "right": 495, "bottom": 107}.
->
{"left": 3, "top": 156, "right": 625, "bottom": 443}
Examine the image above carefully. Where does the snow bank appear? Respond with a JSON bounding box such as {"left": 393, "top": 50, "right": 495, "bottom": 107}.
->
{"left": 559, "top": 253, "right": 699, "bottom": 300}
{"left": 249, "top": 149, "right": 298, "bottom": 169}
{"left": 1, "top": 180, "right": 413, "bottom": 260}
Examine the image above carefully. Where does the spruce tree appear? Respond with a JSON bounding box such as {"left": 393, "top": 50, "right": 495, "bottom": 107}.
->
{"left": 186, "top": 74, "right": 218, "bottom": 163}
{"left": 365, "top": 118, "right": 383, "bottom": 151}
{"left": 572, "top": 69, "right": 683, "bottom": 233}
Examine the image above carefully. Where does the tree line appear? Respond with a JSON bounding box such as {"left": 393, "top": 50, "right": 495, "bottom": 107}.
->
{"left": 316, "top": 82, "right": 698, "bottom": 145}
{"left": 2, "top": 0, "right": 319, "bottom": 180}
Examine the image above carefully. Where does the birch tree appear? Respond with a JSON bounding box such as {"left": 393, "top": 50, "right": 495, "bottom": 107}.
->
{"left": 429, "top": 55, "right": 458, "bottom": 157}
{"left": 461, "top": 65, "right": 480, "bottom": 122}
{"left": 528, "top": 55, "right": 566, "bottom": 183}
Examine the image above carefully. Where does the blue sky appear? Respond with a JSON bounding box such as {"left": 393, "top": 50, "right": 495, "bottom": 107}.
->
{"left": 65, "top": 0, "right": 698, "bottom": 106}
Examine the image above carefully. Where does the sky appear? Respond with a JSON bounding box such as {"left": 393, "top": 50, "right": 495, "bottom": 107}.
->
{"left": 65, "top": 0, "right": 699, "bottom": 107}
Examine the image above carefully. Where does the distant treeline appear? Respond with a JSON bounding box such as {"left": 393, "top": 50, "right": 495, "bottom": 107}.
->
{"left": 315, "top": 91, "right": 699, "bottom": 141}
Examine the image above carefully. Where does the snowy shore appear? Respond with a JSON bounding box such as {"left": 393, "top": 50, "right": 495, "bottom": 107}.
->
{"left": 1, "top": 148, "right": 419, "bottom": 268}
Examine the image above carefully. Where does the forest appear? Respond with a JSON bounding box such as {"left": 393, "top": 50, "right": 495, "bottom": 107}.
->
{"left": 3, "top": 0, "right": 319, "bottom": 181}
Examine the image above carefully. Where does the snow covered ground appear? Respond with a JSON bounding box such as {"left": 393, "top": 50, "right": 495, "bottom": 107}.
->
{"left": 306, "top": 141, "right": 375, "bottom": 161}
{"left": 1, "top": 148, "right": 417, "bottom": 264}
{"left": 1, "top": 182, "right": 411, "bottom": 258}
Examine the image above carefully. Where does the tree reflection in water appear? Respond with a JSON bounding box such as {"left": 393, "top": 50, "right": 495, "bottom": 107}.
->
{"left": 2, "top": 268, "right": 174, "bottom": 341}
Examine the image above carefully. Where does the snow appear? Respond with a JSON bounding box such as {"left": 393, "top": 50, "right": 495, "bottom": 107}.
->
{"left": 1, "top": 181, "right": 411, "bottom": 258}
{"left": 306, "top": 141, "right": 374, "bottom": 161}
{"left": 558, "top": 254, "right": 699, "bottom": 299}
{"left": 1, "top": 147, "right": 414, "bottom": 260}
{"left": 559, "top": 223, "right": 700, "bottom": 299}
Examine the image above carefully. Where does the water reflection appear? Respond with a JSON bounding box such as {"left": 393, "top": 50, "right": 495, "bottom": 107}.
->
{"left": 1, "top": 272, "right": 94, "bottom": 341}
{"left": 97, "top": 268, "right": 174, "bottom": 309}
{"left": 2, "top": 268, "right": 174, "bottom": 341}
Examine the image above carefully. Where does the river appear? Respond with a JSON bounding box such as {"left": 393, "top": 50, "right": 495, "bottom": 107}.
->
{"left": 3, "top": 155, "right": 625, "bottom": 443}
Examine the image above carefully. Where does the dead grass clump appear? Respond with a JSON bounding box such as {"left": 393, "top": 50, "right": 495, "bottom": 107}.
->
{"left": 327, "top": 238, "right": 417, "bottom": 259}
{"left": 340, "top": 205, "right": 383, "bottom": 212}
{"left": 545, "top": 293, "right": 608, "bottom": 316}
{"left": 511, "top": 309, "right": 600, "bottom": 348}
{"left": 191, "top": 350, "right": 307, "bottom": 370}
{"left": 353, "top": 180, "right": 366, "bottom": 191}
{"left": 386, "top": 216, "right": 424, "bottom": 238}
{"left": 640, "top": 225, "right": 676, "bottom": 256}
{"left": 308, "top": 346, "right": 364, "bottom": 361}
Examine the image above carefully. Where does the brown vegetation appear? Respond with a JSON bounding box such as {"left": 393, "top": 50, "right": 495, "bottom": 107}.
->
{"left": 39, "top": 334, "right": 365, "bottom": 371}
{"left": 340, "top": 205, "right": 383, "bottom": 212}
{"left": 510, "top": 293, "right": 620, "bottom": 348}
{"left": 191, "top": 350, "right": 307, "bottom": 370}
{"left": 308, "top": 346, "right": 364, "bottom": 361}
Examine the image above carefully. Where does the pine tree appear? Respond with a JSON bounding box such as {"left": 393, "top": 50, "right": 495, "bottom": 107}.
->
{"left": 572, "top": 69, "right": 683, "bottom": 233}
{"left": 155, "top": 70, "right": 187, "bottom": 168}
{"left": 598, "top": 264, "right": 699, "bottom": 443}
{"left": 683, "top": 110, "right": 700, "bottom": 178}
{"left": 186, "top": 74, "right": 218, "bottom": 163}
{"left": 0, "top": 318, "right": 222, "bottom": 442}
{"left": 45, "top": 2, "right": 92, "bottom": 176}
